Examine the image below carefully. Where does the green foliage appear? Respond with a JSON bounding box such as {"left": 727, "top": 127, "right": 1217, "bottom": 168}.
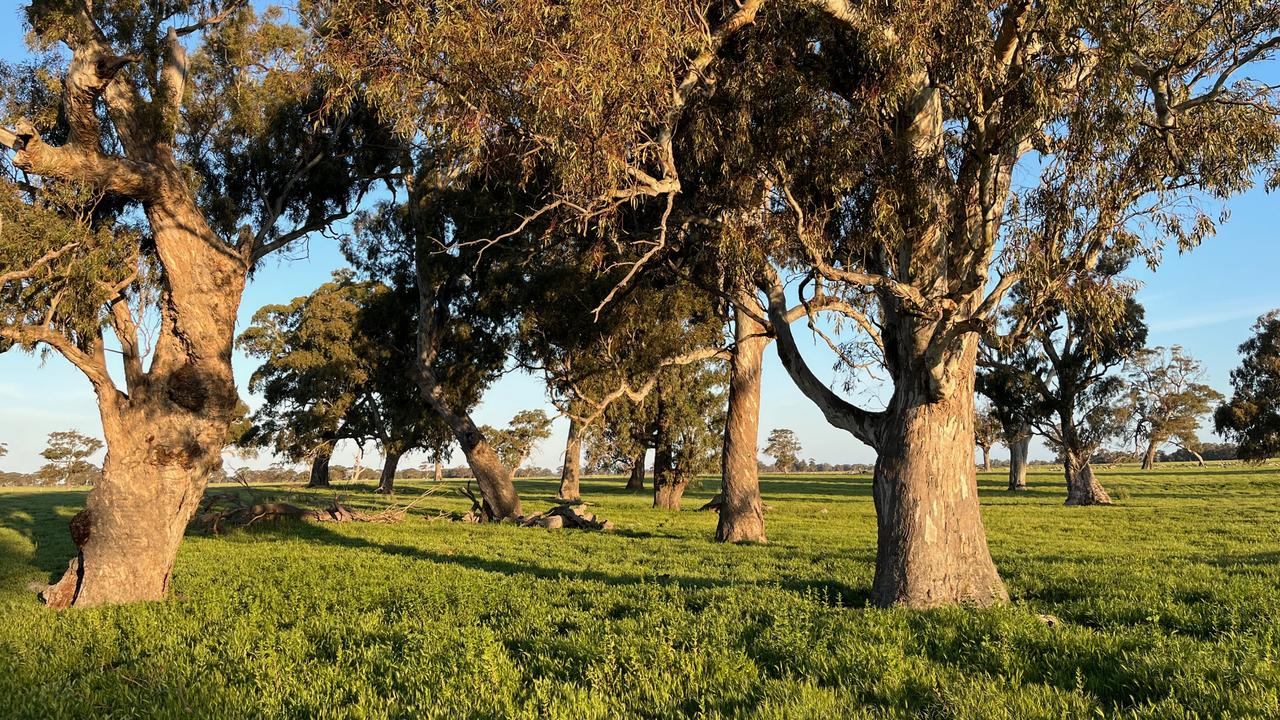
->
{"left": 1125, "top": 346, "right": 1223, "bottom": 455}
{"left": 1215, "top": 310, "right": 1280, "bottom": 461}
{"left": 483, "top": 410, "right": 554, "bottom": 470}
{"left": 974, "top": 407, "right": 1003, "bottom": 453}
{"left": 3, "top": 464, "right": 1280, "bottom": 717}
{"left": 764, "top": 428, "right": 803, "bottom": 473}
{"left": 36, "top": 430, "right": 102, "bottom": 486}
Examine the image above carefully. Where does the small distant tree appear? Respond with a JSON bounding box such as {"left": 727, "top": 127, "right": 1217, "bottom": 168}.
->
{"left": 764, "top": 429, "right": 802, "bottom": 474}
{"left": 1126, "top": 346, "right": 1223, "bottom": 469}
{"left": 39, "top": 430, "right": 103, "bottom": 486}
{"left": 974, "top": 406, "right": 1002, "bottom": 472}
{"left": 1215, "top": 311, "right": 1280, "bottom": 462}
{"left": 977, "top": 346, "right": 1050, "bottom": 491}
{"left": 483, "top": 410, "right": 553, "bottom": 471}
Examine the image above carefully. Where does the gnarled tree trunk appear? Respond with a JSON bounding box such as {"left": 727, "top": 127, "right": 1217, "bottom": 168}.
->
{"left": 558, "top": 418, "right": 582, "bottom": 501}
{"left": 870, "top": 341, "right": 1007, "bottom": 608}
{"left": 1063, "top": 450, "right": 1113, "bottom": 505}
{"left": 717, "top": 300, "right": 767, "bottom": 543}
{"left": 651, "top": 439, "right": 689, "bottom": 510}
{"left": 308, "top": 449, "right": 332, "bottom": 488}
{"left": 627, "top": 450, "right": 646, "bottom": 490}
{"left": 1007, "top": 429, "right": 1030, "bottom": 491}
{"left": 376, "top": 451, "right": 402, "bottom": 494}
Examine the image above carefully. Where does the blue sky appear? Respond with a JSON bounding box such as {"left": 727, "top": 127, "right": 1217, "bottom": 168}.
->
{"left": 1, "top": 4, "right": 1277, "bottom": 474}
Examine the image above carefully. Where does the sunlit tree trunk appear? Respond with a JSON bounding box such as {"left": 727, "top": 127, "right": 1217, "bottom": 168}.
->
{"left": 557, "top": 418, "right": 582, "bottom": 501}
{"left": 717, "top": 298, "right": 767, "bottom": 542}
{"left": 1141, "top": 439, "right": 1159, "bottom": 470}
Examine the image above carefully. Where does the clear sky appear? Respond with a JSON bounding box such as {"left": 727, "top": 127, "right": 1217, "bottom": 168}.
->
{"left": 1, "top": 4, "right": 1277, "bottom": 474}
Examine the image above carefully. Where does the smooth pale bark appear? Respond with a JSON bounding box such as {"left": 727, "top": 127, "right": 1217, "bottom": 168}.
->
{"left": 978, "top": 445, "right": 992, "bottom": 471}
{"left": 1007, "top": 430, "right": 1030, "bottom": 491}
{"left": 558, "top": 419, "right": 582, "bottom": 501}
{"left": 1064, "top": 450, "right": 1113, "bottom": 505}
{"left": 376, "top": 451, "right": 402, "bottom": 494}
{"left": 308, "top": 450, "right": 333, "bottom": 488}
{"left": 716, "top": 300, "right": 767, "bottom": 543}
{"left": 626, "top": 451, "right": 646, "bottom": 490}
{"left": 434, "top": 461, "right": 444, "bottom": 482}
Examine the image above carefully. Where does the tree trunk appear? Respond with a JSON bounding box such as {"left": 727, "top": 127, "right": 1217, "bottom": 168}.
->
{"left": 626, "top": 450, "right": 645, "bottom": 490}
{"left": 651, "top": 437, "right": 690, "bottom": 509}
{"left": 43, "top": 400, "right": 230, "bottom": 609}
{"left": 1064, "top": 450, "right": 1113, "bottom": 505}
{"left": 1007, "top": 430, "right": 1030, "bottom": 491}
{"left": 1141, "top": 439, "right": 1158, "bottom": 470}
{"left": 557, "top": 418, "right": 582, "bottom": 501}
{"left": 1190, "top": 449, "right": 1205, "bottom": 467}
{"left": 979, "top": 446, "right": 991, "bottom": 471}
{"left": 308, "top": 449, "right": 332, "bottom": 488}
{"left": 717, "top": 300, "right": 767, "bottom": 543}
{"left": 376, "top": 451, "right": 401, "bottom": 494}
{"left": 870, "top": 343, "right": 1008, "bottom": 608}
{"left": 434, "top": 461, "right": 444, "bottom": 482}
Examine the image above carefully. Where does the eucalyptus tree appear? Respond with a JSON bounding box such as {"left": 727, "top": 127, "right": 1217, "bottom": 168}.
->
{"left": 321, "top": 0, "right": 1280, "bottom": 606}
{"left": 1216, "top": 310, "right": 1280, "bottom": 462}
{"left": 977, "top": 347, "right": 1050, "bottom": 491}
{"left": 0, "top": 2, "right": 394, "bottom": 606}
{"left": 1126, "top": 346, "right": 1223, "bottom": 468}
{"left": 974, "top": 407, "right": 1002, "bottom": 472}
{"left": 764, "top": 429, "right": 802, "bottom": 473}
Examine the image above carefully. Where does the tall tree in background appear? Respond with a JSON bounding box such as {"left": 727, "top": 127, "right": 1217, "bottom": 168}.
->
{"left": 322, "top": 0, "right": 1280, "bottom": 606}
{"left": 974, "top": 407, "right": 1001, "bottom": 472}
{"left": 764, "top": 429, "right": 802, "bottom": 474}
{"left": 651, "top": 363, "right": 728, "bottom": 510}
{"left": 977, "top": 348, "right": 1049, "bottom": 492}
{"left": 1025, "top": 289, "right": 1148, "bottom": 504}
{"left": 483, "top": 410, "right": 553, "bottom": 473}
{"left": 1216, "top": 310, "right": 1280, "bottom": 462}
{"left": 38, "top": 430, "right": 103, "bottom": 486}
{"left": 0, "top": 2, "right": 394, "bottom": 606}
{"left": 1126, "top": 346, "right": 1223, "bottom": 468}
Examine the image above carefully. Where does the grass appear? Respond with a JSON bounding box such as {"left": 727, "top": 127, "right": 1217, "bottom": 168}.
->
{"left": 1, "top": 464, "right": 1279, "bottom": 719}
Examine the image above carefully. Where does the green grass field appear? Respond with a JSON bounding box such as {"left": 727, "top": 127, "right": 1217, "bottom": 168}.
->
{"left": 1, "top": 465, "right": 1278, "bottom": 719}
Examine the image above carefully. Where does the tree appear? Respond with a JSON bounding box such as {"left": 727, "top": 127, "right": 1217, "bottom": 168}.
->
{"left": 1216, "top": 310, "right": 1280, "bottom": 462}
{"left": 38, "top": 430, "right": 103, "bottom": 486}
{"left": 1024, "top": 291, "right": 1149, "bottom": 505}
{"left": 1, "top": 2, "right": 394, "bottom": 607}
{"left": 764, "top": 429, "right": 802, "bottom": 473}
{"left": 323, "top": 0, "right": 1280, "bottom": 607}
{"left": 1126, "top": 346, "right": 1223, "bottom": 469}
{"left": 977, "top": 347, "right": 1049, "bottom": 491}
{"left": 484, "top": 410, "right": 554, "bottom": 472}
{"left": 651, "top": 363, "right": 727, "bottom": 510}
{"left": 974, "top": 407, "right": 1002, "bottom": 472}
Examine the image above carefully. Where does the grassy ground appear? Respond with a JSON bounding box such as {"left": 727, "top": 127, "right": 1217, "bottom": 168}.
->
{"left": 1, "top": 464, "right": 1278, "bottom": 719}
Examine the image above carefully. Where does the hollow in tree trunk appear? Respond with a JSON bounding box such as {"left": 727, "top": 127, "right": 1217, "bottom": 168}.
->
{"left": 558, "top": 418, "right": 582, "bottom": 501}
{"left": 716, "top": 299, "right": 767, "bottom": 543}
{"left": 1007, "top": 429, "right": 1030, "bottom": 491}
{"left": 870, "top": 342, "right": 1008, "bottom": 608}
{"left": 627, "top": 450, "right": 646, "bottom": 490}
{"left": 376, "top": 451, "right": 402, "bottom": 494}
{"left": 308, "top": 449, "right": 332, "bottom": 488}
{"left": 1063, "top": 450, "right": 1113, "bottom": 505}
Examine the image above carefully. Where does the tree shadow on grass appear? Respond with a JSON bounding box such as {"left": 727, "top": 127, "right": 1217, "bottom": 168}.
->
{"left": 0, "top": 489, "right": 84, "bottom": 578}
{"left": 238, "top": 518, "right": 874, "bottom": 607}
